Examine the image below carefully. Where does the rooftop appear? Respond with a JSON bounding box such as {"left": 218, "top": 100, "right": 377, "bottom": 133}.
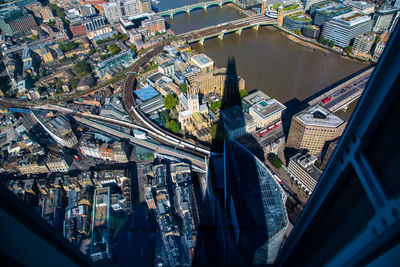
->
{"left": 191, "top": 54, "right": 214, "bottom": 67}
{"left": 221, "top": 105, "right": 255, "bottom": 130}
{"left": 290, "top": 153, "right": 323, "bottom": 182}
{"left": 288, "top": 13, "right": 312, "bottom": 22}
{"left": 296, "top": 105, "right": 345, "bottom": 128}
{"left": 134, "top": 85, "right": 160, "bottom": 102}
{"left": 334, "top": 11, "right": 371, "bottom": 25}
{"left": 249, "top": 97, "right": 286, "bottom": 120}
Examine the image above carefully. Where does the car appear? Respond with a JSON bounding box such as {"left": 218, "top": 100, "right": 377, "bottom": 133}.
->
{"left": 73, "top": 155, "right": 80, "bottom": 160}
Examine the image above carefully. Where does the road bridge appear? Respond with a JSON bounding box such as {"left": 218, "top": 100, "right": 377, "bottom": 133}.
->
{"left": 74, "top": 116, "right": 207, "bottom": 171}
{"left": 177, "top": 15, "right": 276, "bottom": 45}
{"left": 307, "top": 66, "right": 375, "bottom": 112}
{"left": 158, "top": 0, "right": 239, "bottom": 19}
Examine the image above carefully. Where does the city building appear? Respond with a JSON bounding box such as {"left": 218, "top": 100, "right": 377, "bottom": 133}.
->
{"left": 33, "top": 112, "right": 78, "bottom": 148}
{"left": 158, "top": 61, "right": 175, "bottom": 77}
{"left": 352, "top": 33, "right": 376, "bottom": 55}
{"left": 372, "top": 41, "right": 386, "bottom": 61}
{"left": 221, "top": 105, "right": 256, "bottom": 139}
{"left": 347, "top": 1, "right": 375, "bottom": 15}
{"left": 187, "top": 67, "right": 245, "bottom": 96}
{"left": 96, "top": 50, "right": 135, "bottom": 79}
{"left": 302, "top": 24, "right": 320, "bottom": 39}
{"left": 79, "top": 4, "right": 97, "bottom": 17}
{"left": 79, "top": 134, "right": 128, "bottom": 163}
{"left": 283, "top": 12, "right": 312, "bottom": 31}
{"left": 286, "top": 105, "right": 347, "bottom": 155}
{"left": 221, "top": 139, "right": 289, "bottom": 264}
{"left": 302, "top": 0, "right": 324, "bottom": 11}
{"left": 288, "top": 153, "right": 323, "bottom": 194}
{"left": 39, "top": 6, "right": 54, "bottom": 22}
{"left": 311, "top": 0, "right": 353, "bottom": 26}
{"left": 103, "top": 0, "right": 143, "bottom": 23}
{"left": 141, "top": 15, "right": 165, "bottom": 35}
{"left": 190, "top": 54, "right": 215, "bottom": 74}
{"left": 70, "top": 24, "right": 87, "bottom": 37}
{"left": 0, "top": 5, "right": 38, "bottom": 36}
{"left": 16, "top": 156, "right": 49, "bottom": 175}
{"left": 46, "top": 154, "right": 70, "bottom": 173}
{"left": 134, "top": 85, "right": 164, "bottom": 115}
{"left": 90, "top": 187, "right": 111, "bottom": 261}
{"left": 83, "top": 15, "right": 105, "bottom": 32}
{"left": 321, "top": 11, "right": 373, "bottom": 48}
{"left": 320, "top": 138, "right": 338, "bottom": 169}
{"left": 372, "top": 6, "right": 398, "bottom": 33}
{"left": 242, "top": 90, "right": 286, "bottom": 128}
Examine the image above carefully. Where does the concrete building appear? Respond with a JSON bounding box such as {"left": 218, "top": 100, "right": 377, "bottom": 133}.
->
{"left": 302, "top": 0, "right": 324, "bottom": 11}
{"left": 347, "top": 1, "right": 375, "bottom": 15}
{"left": 83, "top": 15, "right": 105, "bottom": 32}
{"left": 187, "top": 67, "right": 245, "bottom": 96}
{"left": 46, "top": 155, "right": 70, "bottom": 173}
{"left": 33, "top": 112, "right": 78, "bottom": 149}
{"left": 79, "top": 4, "right": 97, "bottom": 17}
{"left": 353, "top": 33, "right": 376, "bottom": 55}
{"left": 141, "top": 15, "right": 165, "bottom": 35}
{"left": 16, "top": 156, "right": 49, "bottom": 175}
{"left": 288, "top": 153, "right": 323, "bottom": 194}
{"left": 0, "top": 5, "right": 37, "bottom": 36}
{"left": 321, "top": 11, "right": 373, "bottom": 48}
{"left": 372, "top": 41, "right": 386, "bottom": 61}
{"left": 372, "top": 6, "right": 398, "bottom": 33}
{"left": 286, "top": 105, "right": 347, "bottom": 155}
{"left": 302, "top": 24, "right": 320, "bottom": 39}
{"left": 310, "top": 0, "right": 352, "bottom": 26}
{"left": 283, "top": 12, "right": 312, "bottom": 31}
{"left": 96, "top": 50, "right": 135, "bottom": 78}
{"left": 221, "top": 105, "right": 256, "bottom": 139}
{"left": 39, "top": 6, "right": 54, "bottom": 22}
{"left": 190, "top": 54, "right": 215, "bottom": 74}
{"left": 103, "top": 0, "right": 143, "bottom": 23}
{"left": 221, "top": 139, "right": 289, "bottom": 264}
{"left": 158, "top": 61, "right": 175, "bottom": 77}
{"left": 242, "top": 90, "right": 286, "bottom": 129}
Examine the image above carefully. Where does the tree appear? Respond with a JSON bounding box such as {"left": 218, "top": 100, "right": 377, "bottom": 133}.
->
{"left": 210, "top": 101, "right": 222, "bottom": 111}
{"left": 294, "top": 29, "right": 302, "bottom": 35}
{"left": 166, "top": 120, "right": 180, "bottom": 133}
{"left": 268, "top": 154, "right": 283, "bottom": 169}
{"left": 239, "top": 90, "right": 248, "bottom": 98}
{"left": 107, "top": 44, "right": 121, "bottom": 55}
{"left": 164, "top": 94, "right": 177, "bottom": 110}
{"left": 58, "top": 41, "right": 77, "bottom": 52}
{"left": 318, "top": 36, "right": 325, "bottom": 43}
{"left": 328, "top": 41, "right": 335, "bottom": 48}
{"left": 74, "top": 62, "right": 92, "bottom": 76}
{"left": 31, "top": 35, "right": 38, "bottom": 41}
{"left": 344, "top": 46, "right": 353, "bottom": 55}
{"left": 70, "top": 78, "right": 80, "bottom": 89}
{"left": 179, "top": 83, "right": 187, "bottom": 93}
{"left": 210, "top": 123, "right": 218, "bottom": 139}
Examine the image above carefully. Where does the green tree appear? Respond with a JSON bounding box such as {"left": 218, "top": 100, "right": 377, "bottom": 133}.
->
{"left": 318, "top": 36, "right": 325, "bottom": 43}
{"left": 58, "top": 41, "right": 77, "bottom": 52}
{"left": 31, "top": 35, "right": 38, "bottom": 41}
{"left": 239, "top": 90, "right": 248, "bottom": 98}
{"left": 268, "top": 154, "right": 283, "bottom": 169}
{"left": 88, "top": 47, "right": 96, "bottom": 56}
{"left": 294, "top": 29, "right": 302, "bottom": 35}
{"left": 328, "top": 40, "right": 335, "bottom": 48}
{"left": 210, "top": 123, "right": 218, "bottom": 139}
{"left": 166, "top": 120, "right": 180, "bottom": 133}
{"left": 70, "top": 78, "right": 80, "bottom": 89}
{"left": 107, "top": 43, "right": 121, "bottom": 55}
{"left": 74, "top": 62, "right": 92, "bottom": 76}
{"left": 164, "top": 94, "right": 177, "bottom": 110}
{"left": 210, "top": 100, "right": 222, "bottom": 111}
{"left": 344, "top": 45, "right": 353, "bottom": 55}
{"left": 179, "top": 83, "right": 187, "bottom": 93}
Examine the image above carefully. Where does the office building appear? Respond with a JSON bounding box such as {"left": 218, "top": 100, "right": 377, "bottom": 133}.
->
{"left": 372, "top": 6, "right": 398, "bottom": 33}
{"left": 283, "top": 12, "right": 312, "bottom": 31}
{"left": 302, "top": 24, "right": 320, "bottom": 39}
{"left": 310, "top": 0, "right": 352, "bottom": 26}
{"left": 190, "top": 54, "right": 215, "bottom": 74}
{"left": 321, "top": 11, "right": 373, "bottom": 48}
{"left": 347, "top": 1, "right": 375, "bottom": 15}
{"left": 187, "top": 67, "right": 245, "bottom": 96}
{"left": 222, "top": 139, "right": 289, "bottom": 264}
{"left": 353, "top": 33, "right": 376, "bottom": 55}
{"left": 141, "top": 15, "right": 165, "bottom": 35}
{"left": 96, "top": 50, "right": 135, "bottom": 78}
{"left": 16, "top": 156, "right": 49, "bottom": 175}
{"left": 372, "top": 41, "right": 386, "bottom": 61}
{"left": 103, "top": 0, "right": 143, "bottom": 23}
{"left": 302, "top": 0, "right": 324, "bottom": 11}
{"left": 83, "top": 15, "right": 105, "bottom": 32}
{"left": 286, "top": 105, "right": 347, "bottom": 155}
{"left": 0, "top": 5, "right": 37, "bottom": 36}
{"left": 79, "top": 4, "right": 97, "bottom": 17}
{"left": 33, "top": 112, "right": 78, "bottom": 148}
{"left": 39, "top": 6, "right": 54, "bottom": 22}
{"left": 45, "top": 155, "right": 70, "bottom": 173}
{"left": 221, "top": 105, "right": 256, "bottom": 139}
{"left": 288, "top": 153, "right": 323, "bottom": 194}
{"left": 242, "top": 90, "right": 286, "bottom": 129}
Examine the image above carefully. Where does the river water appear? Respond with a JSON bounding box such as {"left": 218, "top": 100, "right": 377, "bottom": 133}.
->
{"left": 158, "top": 1, "right": 369, "bottom": 117}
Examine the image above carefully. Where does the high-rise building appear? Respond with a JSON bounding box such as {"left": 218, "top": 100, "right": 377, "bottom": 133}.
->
{"left": 372, "top": 6, "right": 398, "bottom": 33}
{"left": 286, "top": 105, "right": 347, "bottom": 155}
{"left": 221, "top": 105, "right": 256, "bottom": 139}
{"left": 302, "top": 0, "right": 324, "bottom": 12}
{"left": 321, "top": 11, "right": 373, "bottom": 48}
{"left": 288, "top": 153, "right": 322, "bottom": 194}
{"left": 221, "top": 139, "right": 289, "bottom": 264}
{"left": 347, "top": 0, "right": 375, "bottom": 15}
{"left": 103, "top": 0, "right": 142, "bottom": 23}
{"left": 83, "top": 15, "right": 105, "bottom": 32}
{"left": 353, "top": 33, "right": 376, "bottom": 55}
{"left": 312, "top": 1, "right": 352, "bottom": 26}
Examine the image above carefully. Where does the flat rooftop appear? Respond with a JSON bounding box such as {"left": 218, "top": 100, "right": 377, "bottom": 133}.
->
{"left": 250, "top": 98, "right": 286, "bottom": 120}
{"left": 296, "top": 105, "right": 345, "bottom": 128}
{"left": 134, "top": 85, "right": 160, "bottom": 102}
{"left": 290, "top": 153, "right": 323, "bottom": 182}
{"left": 191, "top": 54, "right": 214, "bottom": 67}
{"left": 334, "top": 11, "right": 371, "bottom": 25}
{"left": 222, "top": 105, "right": 254, "bottom": 130}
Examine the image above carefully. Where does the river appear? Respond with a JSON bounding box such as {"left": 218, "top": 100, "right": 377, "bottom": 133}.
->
{"left": 158, "top": 1, "right": 369, "bottom": 118}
